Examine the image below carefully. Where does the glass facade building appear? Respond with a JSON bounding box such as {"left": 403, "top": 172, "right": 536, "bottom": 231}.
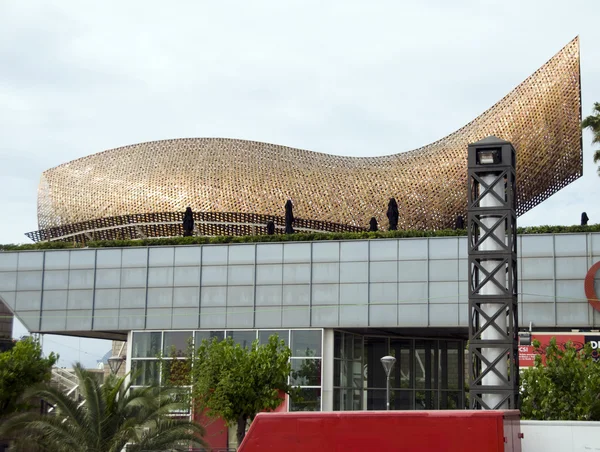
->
{"left": 129, "top": 328, "right": 465, "bottom": 413}
{"left": 338, "top": 333, "right": 464, "bottom": 411}
{"left": 130, "top": 329, "right": 323, "bottom": 411}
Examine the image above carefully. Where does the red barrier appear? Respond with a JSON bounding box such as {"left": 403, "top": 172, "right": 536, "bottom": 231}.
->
{"left": 238, "top": 410, "right": 521, "bottom": 452}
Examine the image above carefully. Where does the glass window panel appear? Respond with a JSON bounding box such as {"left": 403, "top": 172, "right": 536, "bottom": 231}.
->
{"left": 291, "top": 358, "right": 322, "bottom": 386}
{"left": 352, "top": 389, "right": 362, "bottom": 411}
{"left": 440, "top": 391, "right": 462, "bottom": 410}
{"left": 343, "top": 334, "right": 353, "bottom": 360}
{"left": 290, "top": 388, "right": 321, "bottom": 412}
{"left": 132, "top": 332, "right": 162, "bottom": 358}
{"left": 391, "top": 339, "right": 412, "bottom": 389}
{"left": 162, "top": 359, "right": 191, "bottom": 386}
{"left": 227, "top": 330, "right": 257, "bottom": 349}
{"left": 334, "top": 332, "right": 342, "bottom": 359}
{"left": 194, "top": 330, "right": 224, "bottom": 347}
{"left": 393, "top": 389, "right": 414, "bottom": 410}
{"left": 291, "top": 330, "right": 322, "bottom": 357}
{"left": 353, "top": 335, "right": 363, "bottom": 361}
{"left": 161, "top": 359, "right": 192, "bottom": 386}
{"left": 339, "top": 388, "right": 353, "bottom": 411}
{"left": 131, "top": 360, "right": 160, "bottom": 386}
{"left": 334, "top": 360, "right": 341, "bottom": 387}
{"left": 443, "top": 341, "right": 461, "bottom": 390}
{"left": 258, "top": 330, "right": 289, "bottom": 347}
{"left": 351, "top": 361, "right": 363, "bottom": 389}
{"left": 334, "top": 388, "right": 362, "bottom": 412}
{"left": 337, "top": 359, "right": 349, "bottom": 388}
{"left": 414, "top": 340, "right": 435, "bottom": 390}
{"left": 415, "top": 390, "right": 437, "bottom": 410}
{"left": 163, "top": 331, "right": 192, "bottom": 357}
{"left": 366, "top": 389, "right": 387, "bottom": 410}
{"left": 364, "top": 337, "right": 388, "bottom": 390}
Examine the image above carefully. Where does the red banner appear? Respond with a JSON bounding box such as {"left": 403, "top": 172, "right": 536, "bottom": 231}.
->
{"left": 519, "top": 334, "right": 600, "bottom": 367}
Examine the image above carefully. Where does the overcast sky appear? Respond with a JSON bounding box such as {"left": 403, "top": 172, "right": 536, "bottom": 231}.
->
{"left": 1, "top": 0, "right": 599, "bottom": 367}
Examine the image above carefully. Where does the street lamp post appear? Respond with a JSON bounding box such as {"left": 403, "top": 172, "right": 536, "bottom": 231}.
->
{"left": 380, "top": 355, "right": 396, "bottom": 410}
{"left": 107, "top": 355, "right": 126, "bottom": 375}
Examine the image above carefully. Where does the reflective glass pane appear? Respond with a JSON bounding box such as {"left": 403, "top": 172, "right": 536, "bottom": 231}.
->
{"left": 227, "top": 330, "right": 257, "bottom": 349}
{"left": 338, "top": 360, "right": 349, "bottom": 388}
{"left": 351, "top": 361, "right": 363, "bottom": 389}
{"left": 291, "top": 358, "right": 322, "bottom": 386}
{"left": 393, "top": 389, "right": 413, "bottom": 410}
{"left": 352, "top": 389, "right": 362, "bottom": 411}
{"left": 334, "top": 388, "right": 361, "bottom": 411}
{"left": 132, "top": 360, "right": 160, "bottom": 386}
{"left": 194, "top": 330, "right": 224, "bottom": 348}
{"left": 132, "top": 332, "right": 162, "bottom": 358}
{"left": 290, "top": 388, "right": 321, "bottom": 411}
{"left": 353, "top": 335, "right": 363, "bottom": 361}
{"left": 162, "top": 359, "right": 192, "bottom": 386}
{"left": 291, "top": 330, "right": 322, "bottom": 357}
{"left": 163, "top": 331, "right": 192, "bottom": 357}
{"left": 366, "top": 389, "right": 387, "bottom": 410}
{"left": 415, "top": 390, "right": 437, "bottom": 410}
{"left": 440, "top": 391, "right": 462, "bottom": 410}
{"left": 343, "top": 334, "right": 353, "bottom": 360}
{"left": 334, "top": 331, "right": 342, "bottom": 359}
{"left": 443, "top": 341, "right": 461, "bottom": 390}
{"left": 391, "top": 339, "right": 412, "bottom": 389}
{"left": 364, "top": 337, "right": 388, "bottom": 391}
{"left": 258, "top": 330, "right": 289, "bottom": 347}
{"left": 338, "top": 388, "right": 353, "bottom": 411}
{"left": 415, "top": 340, "right": 435, "bottom": 390}
{"left": 165, "top": 388, "right": 192, "bottom": 415}
{"left": 334, "top": 360, "right": 341, "bottom": 387}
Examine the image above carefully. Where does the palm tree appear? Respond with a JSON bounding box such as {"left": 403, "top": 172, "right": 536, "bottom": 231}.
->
{"left": 583, "top": 102, "right": 600, "bottom": 174}
{"left": 0, "top": 363, "right": 206, "bottom": 452}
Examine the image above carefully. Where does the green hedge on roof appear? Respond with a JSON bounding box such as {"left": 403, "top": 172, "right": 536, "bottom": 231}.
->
{"left": 1, "top": 224, "right": 599, "bottom": 251}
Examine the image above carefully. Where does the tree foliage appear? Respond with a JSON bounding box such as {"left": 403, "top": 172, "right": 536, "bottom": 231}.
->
{"left": 189, "top": 335, "right": 293, "bottom": 446}
{"left": 520, "top": 338, "right": 600, "bottom": 420}
{"left": 0, "top": 363, "right": 206, "bottom": 452}
{"left": 0, "top": 336, "right": 58, "bottom": 417}
{"left": 583, "top": 102, "right": 600, "bottom": 174}
{"left": 6, "top": 223, "right": 600, "bottom": 251}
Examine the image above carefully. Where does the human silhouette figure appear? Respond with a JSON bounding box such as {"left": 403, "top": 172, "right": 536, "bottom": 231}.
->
{"left": 369, "top": 217, "right": 378, "bottom": 232}
{"left": 386, "top": 198, "right": 399, "bottom": 231}
{"left": 285, "top": 200, "right": 294, "bottom": 234}
{"left": 455, "top": 215, "right": 465, "bottom": 229}
{"left": 182, "top": 207, "right": 194, "bottom": 237}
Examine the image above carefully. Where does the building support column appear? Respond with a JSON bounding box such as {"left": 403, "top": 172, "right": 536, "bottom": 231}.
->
{"left": 322, "top": 329, "right": 335, "bottom": 411}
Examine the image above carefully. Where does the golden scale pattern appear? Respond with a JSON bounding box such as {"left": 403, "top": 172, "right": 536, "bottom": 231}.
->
{"left": 29, "top": 38, "right": 582, "bottom": 243}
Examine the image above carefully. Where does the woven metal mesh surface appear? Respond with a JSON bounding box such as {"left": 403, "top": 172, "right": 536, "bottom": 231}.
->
{"left": 25, "top": 211, "right": 363, "bottom": 242}
{"left": 31, "top": 38, "right": 581, "bottom": 242}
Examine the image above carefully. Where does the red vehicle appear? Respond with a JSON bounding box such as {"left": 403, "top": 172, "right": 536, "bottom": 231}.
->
{"left": 238, "top": 410, "right": 522, "bottom": 452}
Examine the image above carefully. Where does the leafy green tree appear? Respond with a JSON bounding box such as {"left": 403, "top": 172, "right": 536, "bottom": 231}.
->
{"left": 520, "top": 337, "right": 600, "bottom": 420}
{"left": 583, "top": 102, "right": 600, "bottom": 174}
{"left": 0, "top": 336, "right": 58, "bottom": 417}
{"left": 190, "top": 335, "right": 293, "bottom": 446}
{"left": 0, "top": 363, "right": 206, "bottom": 452}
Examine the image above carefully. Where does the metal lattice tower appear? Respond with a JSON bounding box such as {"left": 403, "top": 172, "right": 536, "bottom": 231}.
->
{"left": 467, "top": 136, "right": 519, "bottom": 409}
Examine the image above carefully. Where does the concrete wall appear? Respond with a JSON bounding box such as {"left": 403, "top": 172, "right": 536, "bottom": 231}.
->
{"left": 521, "top": 421, "right": 600, "bottom": 452}
{"left": 0, "top": 232, "right": 599, "bottom": 336}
